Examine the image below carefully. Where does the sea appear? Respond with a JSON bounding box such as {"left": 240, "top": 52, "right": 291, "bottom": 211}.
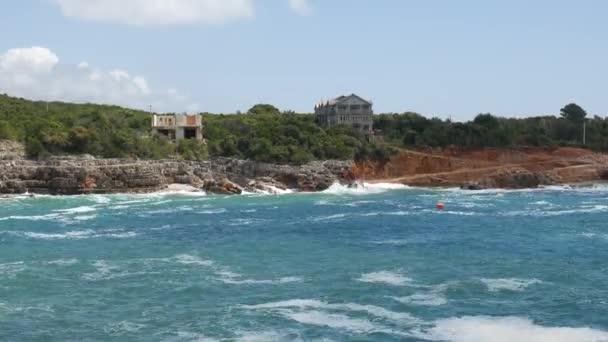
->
{"left": 1, "top": 183, "right": 607, "bottom": 341}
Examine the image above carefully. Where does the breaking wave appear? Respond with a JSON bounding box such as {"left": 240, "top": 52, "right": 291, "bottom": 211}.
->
{"left": 357, "top": 271, "right": 412, "bottom": 286}
{"left": 3, "top": 229, "right": 137, "bottom": 240}
{"left": 480, "top": 278, "right": 543, "bottom": 292}
{"left": 242, "top": 298, "right": 418, "bottom": 336}
{"left": 416, "top": 316, "right": 608, "bottom": 342}
{"left": 322, "top": 182, "right": 409, "bottom": 196}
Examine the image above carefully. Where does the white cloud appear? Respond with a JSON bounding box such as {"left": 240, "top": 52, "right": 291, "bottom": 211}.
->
{"left": 53, "top": 0, "right": 255, "bottom": 26}
{"left": 0, "top": 47, "right": 59, "bottom": 74}
{"left": 77, "top": 61, "right": 89, "bottom": 69}
{"left": 288, "top": 0, "right": 312, "bottom": 16}
{"left": 0, "top": 46, "right": 192, "bottom": 112}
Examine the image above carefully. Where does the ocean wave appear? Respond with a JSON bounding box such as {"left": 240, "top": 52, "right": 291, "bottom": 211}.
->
{"left": 104, "top": 321, "right": 147, "bottom": 335}
{"left": 82, "top": 260, "right": 152, "bottom": 281}
{"left": 391, "top": 281, "right": 459, "bottom": 307}
{"left": 480, "top": 278, "right": 542, "bottom": 292}
{"left": 371, "top": 239, "right": 409, "bottom": 246}
{"left": 502, "top": 205, "right": 608, "bottom": 217}
{"left": 0, "top": 213, "right": 60, "bottom": 221}
{"left": 54, "top": 205, "right": 97, "bottom": 214}
{"left": 321, "top": 182, "right": 409, "bottom": 196}
{"left": 415, "top": 316, "right": 608, "bottom": 342}
{"left": 45, "top": 258, "right": 79, "bottom": 266}
{"left": 144, "top": 206, "right": 194, "bottom": 215}
{"left": 4, "top": 229, "right": 138, "bottom": 241}
{"left": 0, "top": 261, "right": 26, "bottom": 279}
{"left": 286, "top": 310, "right": 379, "bottom": 334}
{"left": 393, "top": 292, "right": 448, "bottom": 307}
{"left": 174, "top": 331, "right": 219, "bottom": 342}
{"left": 173, "top": 254, "right": 214, "bottom": 266}
{"left": 218, "top": 275, "right": 303, "bottom": 285}
{"left": 241, "top": 299, "right": 417, "bottom": 324}
{"left": 311, "top": 214, "right": 347, "bottom": 222}
{"left": 197, "top": 208, "right": 228, "bottom": 215}
{"left": 357, "top": 271, "right": 412, "bottom": 286}
{"left": 227, "top": 218, "right": 268, "bottom": 226}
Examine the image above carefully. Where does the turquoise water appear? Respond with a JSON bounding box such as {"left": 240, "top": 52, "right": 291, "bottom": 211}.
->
{"left": 1, "top": 184, "right": 608, "bottom": 341}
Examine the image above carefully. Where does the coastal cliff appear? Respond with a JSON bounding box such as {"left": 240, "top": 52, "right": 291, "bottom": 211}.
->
{"left": 3, "top": 139, "right": 608, "bottom": 195}
{"left": 0, "top": 156, "right": 352, "bottom": 195}
{"left": 354, "top": 147, "right": 608, "bottom": 189}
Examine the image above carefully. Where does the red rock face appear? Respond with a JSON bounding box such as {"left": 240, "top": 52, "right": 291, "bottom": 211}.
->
{"left": 354, "top": 147, "right": 608, "bottom": 189}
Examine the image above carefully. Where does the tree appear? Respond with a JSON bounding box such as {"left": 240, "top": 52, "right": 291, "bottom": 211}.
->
{"left": 560, "top": 103, "right": 587, "bottom": 123}
{"left": 247, "top": 104, "right": 281, "bottom": 116}
{"left": 473, "top": 113, "right": 499, "bottom": 130}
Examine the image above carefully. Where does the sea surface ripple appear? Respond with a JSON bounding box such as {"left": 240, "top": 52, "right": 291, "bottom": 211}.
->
{"left": 1, "top": 184, "right": 607, "bottom": 341}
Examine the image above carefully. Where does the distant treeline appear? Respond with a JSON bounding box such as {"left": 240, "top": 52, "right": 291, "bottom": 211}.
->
{"left": 0, "top": 94, "right": 604, "bottom": 164}
{"left": 376, "top": 103, "right": 605, "bottom": 150}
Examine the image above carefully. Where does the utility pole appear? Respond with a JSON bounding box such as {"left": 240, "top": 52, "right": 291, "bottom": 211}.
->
{"left": 583, "top": 120, "right": 587, "bottom": 145}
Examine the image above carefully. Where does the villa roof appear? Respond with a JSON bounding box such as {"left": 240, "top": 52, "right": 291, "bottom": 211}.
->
{"left": 318, "top": 94, "right": 372, "bottom": 107}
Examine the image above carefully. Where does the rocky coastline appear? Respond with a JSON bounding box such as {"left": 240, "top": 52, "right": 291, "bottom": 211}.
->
{"left": 0, "top": 156, "right": 354, "bottom": 195}
{"left": 2, "top": 140, "right": 608, "bottom": 196}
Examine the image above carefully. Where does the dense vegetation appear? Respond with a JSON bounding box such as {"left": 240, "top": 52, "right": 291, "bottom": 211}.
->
{"left": 376, "top": 103, "right": 608, "bottom": 150}
{"left": 1, "top": 94, "right": 606, "bottom": 164}
{"left": 0, "top": 95, "right": 383, "bottom": 163}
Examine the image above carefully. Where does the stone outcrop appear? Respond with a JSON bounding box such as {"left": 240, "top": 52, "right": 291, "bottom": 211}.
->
{"left": 0, "top": 155, "right": 353, "bottom": 195}
{"left": 0, "top": 140, "right": 25, "bottom": 160}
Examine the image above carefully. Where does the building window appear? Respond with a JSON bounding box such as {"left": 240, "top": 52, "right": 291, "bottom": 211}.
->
{"left": 351, "top": 105, "right": 361, "bottom": 110}
{"left": 362, "top": 105, "right": 370, "bottom": 110}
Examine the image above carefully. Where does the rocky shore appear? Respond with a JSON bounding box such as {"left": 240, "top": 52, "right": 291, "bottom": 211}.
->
{"left": 0, "top": 156, "right": 353, "bottom": 195}
{"left": 2, "top": 139, "right": 608, "bottom": 195}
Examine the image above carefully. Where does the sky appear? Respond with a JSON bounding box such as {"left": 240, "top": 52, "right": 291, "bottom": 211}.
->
{"left": 1, "top": 0, "right": 607, "bottom": 120}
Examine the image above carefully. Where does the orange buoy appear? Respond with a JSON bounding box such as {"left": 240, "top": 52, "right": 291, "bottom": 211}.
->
{"left": 436, "top": 202, "right": 445, "bottom": 210}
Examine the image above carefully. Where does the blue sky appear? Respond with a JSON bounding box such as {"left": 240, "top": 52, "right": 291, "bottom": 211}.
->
{"left": 1, "top": 0, "right": 607, "bottom": 120}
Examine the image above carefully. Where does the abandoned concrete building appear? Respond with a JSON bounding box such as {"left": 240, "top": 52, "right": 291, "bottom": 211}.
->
{"left": 315, "top": 94, "right": 374, "bottom": 137}
{"left": 151, "top": 113, "right": 203, "bottom": 141}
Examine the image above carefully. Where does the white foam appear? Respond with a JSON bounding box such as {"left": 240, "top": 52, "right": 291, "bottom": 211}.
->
{"left": 219, "top": 276, "right": 303, "bottom": 285}
{"left": 174, "top": 254, "right": 214, "bottom": 266}
{"left": 175, "top": 331, "right": 219, "bottom": 342}
{"left": 216, "top": 270, "right": 302, "bottom": 285}
{"left": 5, "top": 229, "right": 137, "bottom": 240}
{"left": 234, "top": 331, "right": 299, "bottom": 342}
{"left": 72, "top": 215, "right": 97, "bottom": 221}
{"left": 55, "top": 206, "right": 97, "bottom": 214}
{"left": 104, "top": 321, "right": 147, "bottom": 335}
{"left": 311, "top": 214, "right": 347, "bottom": 222}
{"left": 241, "top": 299, "right": 418, "bottom": 325}
{"left": 46, "top": 258, "right": 79, "bottom": 266}
{"left": 90, "top": 195, "right": 112, "bottom": 204}
{"left": 481, "top": 278, "right": 542, "bottom": 292}
{"left": 371, "top": 239, "right": 409, "bottom": 245}
{"left": 417, "top": 316, "right": 608, "bottom": 342}
{"left": 0, "top": 213, "right": 60, "bottom": 221}
{"left": 197, "top": 208, "right": 228, "bottom": 215}
{"left": 364, "top": 182, "right": 410, "bottom": 190}
{"left": 322, "top": 182, "right": 408, "bottom": 196}
{"left": 357, "top": 271, "right": 412, "bottom": 286}
{"left": 82, "top": 260, "right": 117, "bottom": 281}
{"left": 0, "top": 261, "right": 26, "bottom": 278}
{"left": 145, "top": 206, "right": 194, "bottom": 215}
{"left": 250, "top": 185, "right": 295, "bottom": 195}
{"left": 286, "top": 310, "right": 377, "bottom": 334}
{"left": 393, "top": 293, "right": 448, "bottom": 306}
